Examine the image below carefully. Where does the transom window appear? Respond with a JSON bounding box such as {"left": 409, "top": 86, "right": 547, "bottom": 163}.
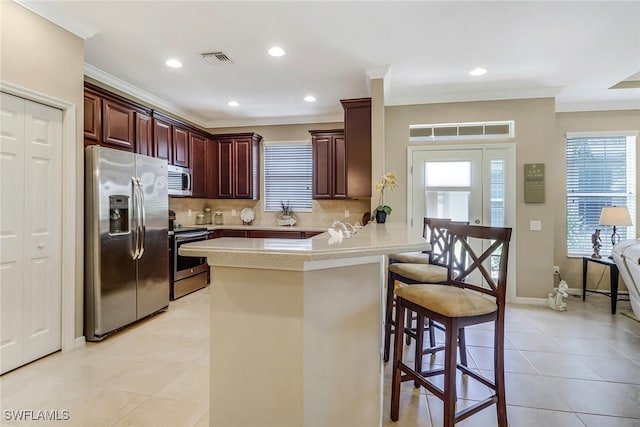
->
{"left": 263, "top": 141, "right": 313, "bottom": 212}
{"left": 566, "top": 132, "right": 637, "bottom": 256}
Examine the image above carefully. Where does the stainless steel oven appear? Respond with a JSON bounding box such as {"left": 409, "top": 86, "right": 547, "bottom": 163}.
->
{"left": 170, "top": 229, "right": 208, "bottom": 300}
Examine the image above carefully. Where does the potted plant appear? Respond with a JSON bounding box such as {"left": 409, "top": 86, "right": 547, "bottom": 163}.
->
{"left": 374, "top": 172, "right": 398, "bottom": 223}
{"left": 277, "top": 201, "right": 297, "bottom": 226}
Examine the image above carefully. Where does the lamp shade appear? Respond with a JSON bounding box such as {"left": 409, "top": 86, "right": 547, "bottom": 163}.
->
{"left": 599, "top": 206, "right": 633, "bottom": 226}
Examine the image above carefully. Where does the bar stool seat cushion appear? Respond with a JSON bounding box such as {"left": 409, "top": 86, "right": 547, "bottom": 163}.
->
{"left": 388, "top": 251, "right": 429, "bottom": 264}
{"left": 395, "top": 284, "right": 497, "bottom": 318}
{"left": 388, "top": 263, "right": 448, "bottom": 283}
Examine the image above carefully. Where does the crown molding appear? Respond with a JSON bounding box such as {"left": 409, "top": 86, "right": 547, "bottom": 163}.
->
{"left": 555, "top": 100, "right": 640, "bottom": 113}
{"left": 387, "top": 86, "right": 564, "bottom": 107}
{"left": 204, "top": 113, "right": 344, "bottom": 129}
{"left": 14, "top": 0, "right": 99, "bottom": 39}
{"left": 84, "top": 64, "right": 208, "bottom": 126}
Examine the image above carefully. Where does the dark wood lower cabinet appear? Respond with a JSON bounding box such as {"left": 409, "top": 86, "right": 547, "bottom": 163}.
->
{"left": 207, "top": 229, "right": 322, "bottom": 239}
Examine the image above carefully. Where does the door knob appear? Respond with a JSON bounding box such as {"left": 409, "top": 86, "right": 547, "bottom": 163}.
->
{"left": 38, "top": 243, "right": 45, "bottom": 249}
{"left": 474, "top": 219, "right": 481, "bottom": 224}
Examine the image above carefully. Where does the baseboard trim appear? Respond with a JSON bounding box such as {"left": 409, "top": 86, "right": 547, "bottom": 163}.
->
{"left": 74, "top": 336, "right": 86, "bottom": 350}
{"left": 510, "top": 297, "right": 547, "bottom": 306}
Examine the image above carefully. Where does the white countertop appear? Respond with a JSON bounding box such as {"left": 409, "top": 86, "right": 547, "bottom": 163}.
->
{"left": 179, "top": 222, "right": 428, "bottom": 270}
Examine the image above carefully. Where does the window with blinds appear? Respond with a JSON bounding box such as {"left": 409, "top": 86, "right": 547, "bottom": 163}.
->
{"left": 566, "top": 134, "right": 636, "bottom": 256}
{"left": 264, "top": 142, "right": 313, "bottom": 212}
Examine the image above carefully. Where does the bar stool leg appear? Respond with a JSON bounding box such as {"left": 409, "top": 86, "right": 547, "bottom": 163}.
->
{"left": 443, "top": 319, "right": 458, "bottom": 427}
{"left": 390, "top": 298, "right": 406, "bottom": 422}
{"left": 383, "top": 273, "right": 395, "bottom": 362}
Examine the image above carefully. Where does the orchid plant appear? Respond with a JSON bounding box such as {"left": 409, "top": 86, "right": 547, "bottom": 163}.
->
{"left": 374, "top": 172, "right": 398, "bottom": 215}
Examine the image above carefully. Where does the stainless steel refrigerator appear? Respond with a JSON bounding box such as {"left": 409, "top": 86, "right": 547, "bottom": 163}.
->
{"left": 85, "top": 146, "right": 169, "bottom": 341}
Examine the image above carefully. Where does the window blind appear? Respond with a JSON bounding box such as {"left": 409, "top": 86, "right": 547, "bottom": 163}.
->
{"left": 566, "top": 136, "right": 636, "bottom": 256}
{"left": 264, "top": 143, "right": 313, "bottom": 212}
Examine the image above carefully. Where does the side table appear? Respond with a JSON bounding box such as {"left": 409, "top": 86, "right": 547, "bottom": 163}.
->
{"left": 582, "top": 256, "right": 628, "bottom": 314}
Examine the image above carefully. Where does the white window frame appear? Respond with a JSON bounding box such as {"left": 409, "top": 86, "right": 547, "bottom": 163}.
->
{"left": 566, "top": 131, "right": 637, "bottom": 257}
{"left": 262, "top": 140, "right": 313, "bottom": 213}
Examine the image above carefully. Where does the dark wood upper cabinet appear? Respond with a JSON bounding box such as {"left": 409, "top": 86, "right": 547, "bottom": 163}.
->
{"left": 83, "top": 90, "right": 101, "bottom": 144}
{"left": 205, "top": 138, "right": 217, "bottom": 199}
{"left": 172, "top": 126, "right": 190, "bottom": 168}
{"left": 84, "top": 82, "right": 153, "bottom": 154}
{"left": 310, "top": 98, "right": 371, "bottom": 200}
{"left": 211, "top": 133, "right": 261, "bottom": 199}
{"left": 340, "top": 98, "right": 372, "bottom": 198}
{"left": 190, "top": 132, "right": 207, "bottom": 198}
{"left": 136, "top": 111, "right": 154, "bottom": 156}
{"left": 310, "top": 130, "right": 347, "bottom": 199}
{"left": 153, "top": 118, "right": 172, "bottom": 164}
{"left": 102, "top": 98, "right": 135, "bottom": 151}
{"left": 215, "top": 139, "right": 234, "bottom": 198}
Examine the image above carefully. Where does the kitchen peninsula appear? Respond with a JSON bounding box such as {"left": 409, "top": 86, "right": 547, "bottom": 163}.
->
{"left": 179, "top": 223, "right": 427, "bottom": 427}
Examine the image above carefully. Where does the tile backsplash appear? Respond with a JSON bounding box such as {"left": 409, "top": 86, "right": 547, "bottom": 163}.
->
{"left": 169, "top": 197, "right": 371, "bottom": 228}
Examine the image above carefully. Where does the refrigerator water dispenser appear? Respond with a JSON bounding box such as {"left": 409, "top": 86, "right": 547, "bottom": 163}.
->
{"left": 109, "top": 195, "right": 129, "bottom": 234}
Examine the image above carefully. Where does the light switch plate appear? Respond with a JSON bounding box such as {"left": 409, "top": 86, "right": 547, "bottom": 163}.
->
{"left": 529, "top": 220, "right": 542, "bottom": 231}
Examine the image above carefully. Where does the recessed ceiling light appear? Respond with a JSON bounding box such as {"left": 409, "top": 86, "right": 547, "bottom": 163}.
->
{"left": 304, "top": 95, "right": 316, "bottom": 103}
{"left": 268, "top": 46, "right": 285, "bottom": 57}
{"left": 165, "top": 59, "right": 183, "bottom": 68}
{"left": 469, "top": 67, "right": 487, "bottom": 76}
{"left": 227, "top": 100, "right": 239, "bottom": 107}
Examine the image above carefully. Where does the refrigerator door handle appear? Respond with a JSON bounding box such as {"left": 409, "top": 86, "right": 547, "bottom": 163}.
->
{"left": 132, "top": 177, "right": 142, "bottom": 260}
{"left": 137, "top": 178, "right": 146, "bottom": 258}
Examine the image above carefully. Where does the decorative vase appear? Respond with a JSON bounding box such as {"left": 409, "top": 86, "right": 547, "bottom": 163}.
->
{"left": 375, "top": 210, "right": 387, "bottom": 224}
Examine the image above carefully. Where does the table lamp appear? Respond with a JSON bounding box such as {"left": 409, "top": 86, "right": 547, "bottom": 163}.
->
{"left": 599, "top": 206, "right": 633, "bottom": 246}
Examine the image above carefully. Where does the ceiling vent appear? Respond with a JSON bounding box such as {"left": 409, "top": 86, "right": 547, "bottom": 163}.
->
{"left": 201, "top": 51, "right": 233, "bottom": 65}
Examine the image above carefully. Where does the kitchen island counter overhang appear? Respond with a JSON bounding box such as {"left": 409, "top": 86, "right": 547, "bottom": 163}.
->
{"left": 179, "top": 223, "right": 427, "bottom": 427}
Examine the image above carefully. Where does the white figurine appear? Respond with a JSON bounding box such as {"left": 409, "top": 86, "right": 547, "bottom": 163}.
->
{"left": 548, "top": 280, "right": 569, "bottom": 311}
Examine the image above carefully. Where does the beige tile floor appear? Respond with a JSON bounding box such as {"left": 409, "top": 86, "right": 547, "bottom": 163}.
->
{"left": 1, "top": 287, "right": 639, "bottom": 426}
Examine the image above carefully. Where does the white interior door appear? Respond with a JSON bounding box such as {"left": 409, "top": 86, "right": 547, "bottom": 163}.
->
{"left": 408, "top": 144, "right": 516, "bottom": 299}
{"left": 410, "top": 149, "right": 483, "bottom": 236}
{"left": 1, "top": 92, "right": 62, "bottom": 374}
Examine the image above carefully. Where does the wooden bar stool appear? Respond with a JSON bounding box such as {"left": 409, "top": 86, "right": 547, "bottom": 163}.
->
{"left": 383, "top": 218, "right": 451, "bottom": 363}
{"left": 390, "top": 224, "right": 512, "bottom": 427}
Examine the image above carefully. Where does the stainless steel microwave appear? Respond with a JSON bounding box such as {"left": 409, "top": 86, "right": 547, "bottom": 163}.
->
{"left": 167, "top": 165, "right": 192, "bottom": 197}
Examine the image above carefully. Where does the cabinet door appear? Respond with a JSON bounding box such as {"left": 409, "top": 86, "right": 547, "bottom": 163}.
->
{"left": 312, "top": 135, "right": 333, "bottom": 199}
{"left": 248, "top": 230, "right": 304, "bottom": 239}
{"left": 190, "top": 133, "right": 206, "bottom": 198}
{"left": 342, "top": 98, "right": 372, "bottom": 197}
{"left": 136, "top": 111, "right": 154, "bottom": 156}
{"left": 172, "top": 126, "right": 189, "bottom": 168}
{"left": 332, "top": 135, "right": 348, "bottom": 198}
{"left": 218, "top": 229, "right": 248, "bottom": 238}
{"left": 215, "top": 139, "right": 234, "bottom": 198}
{"left": 153, "top": 118, "right": 172, "bottom": 164}
{"left": 234, "top": 138, "right": 253, "bottom": 199}
{"left": 102, "top": 99, "right": 135, "bottom": 151}
{"left": 84, "top": 91, "right": 101, "bottom": 144}
{"left": 205, "top": 139, "right": 216, "bottom": 199}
